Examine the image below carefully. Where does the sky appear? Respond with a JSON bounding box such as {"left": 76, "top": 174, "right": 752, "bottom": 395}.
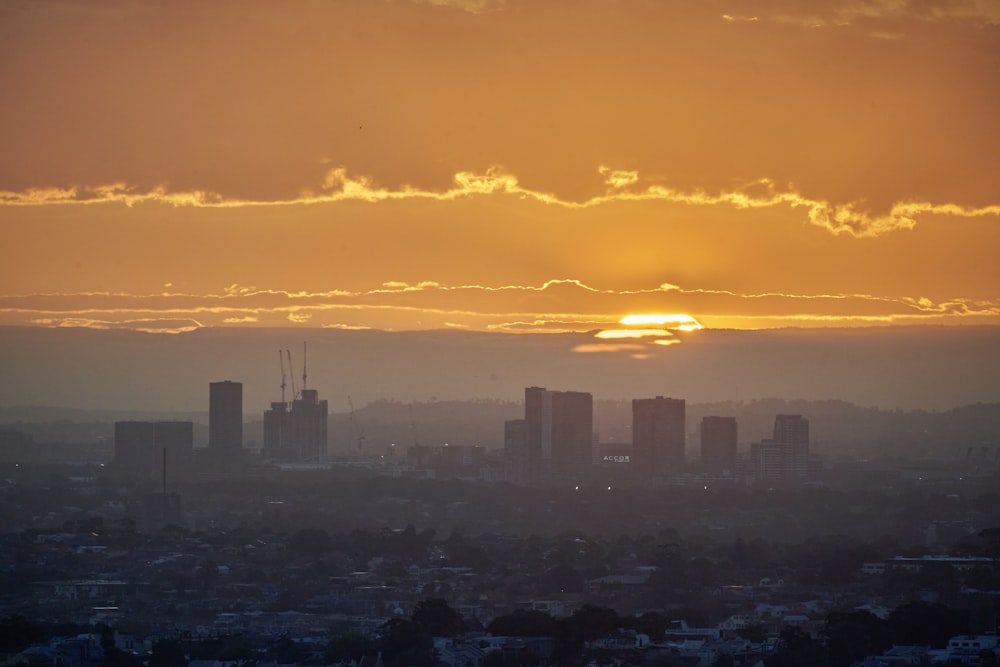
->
{"left": 1, "top": 0, "right": 999, "bottom": 340}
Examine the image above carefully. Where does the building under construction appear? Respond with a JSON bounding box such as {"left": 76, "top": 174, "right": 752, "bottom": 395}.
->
{"left": 263, "top": 344, "right": 328, "bottom": 461}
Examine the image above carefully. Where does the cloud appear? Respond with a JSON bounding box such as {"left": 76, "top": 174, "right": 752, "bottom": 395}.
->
{"left": 4, "top": 279, "right": 999, "bottom": 334}
{"left": 758, "top": 0, "right": 1000, "bottom": 28}
{"left": 2, "top": 167, "right": 996, "bottom": 238}
{"left": 409, "top": 0, "right": 506, "bottom": 13}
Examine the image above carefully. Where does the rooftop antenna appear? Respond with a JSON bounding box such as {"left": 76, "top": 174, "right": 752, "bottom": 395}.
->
{"left": 278, "top": 350, "right": 287, "bottom": 403}
{"left": 302, "top": 341, "right": 308, "bottom": 391}
{"left": 286, "top": 349, "right": 297, "bottom": 399}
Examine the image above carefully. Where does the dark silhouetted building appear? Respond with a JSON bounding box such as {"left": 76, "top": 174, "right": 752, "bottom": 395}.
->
{"left": 750, "top": 414, "right": 810, "bottom": 482}
{"left": 750, "top": 439, "right": 784, "bottom": 482}
{"left": 209, "top": 381, "right": 243, "bottom": 453}
{"left": 701, "top": 416, "right": 737, "bottom": 476}
{"left": 291, "top": 388, "right": 328, "bottom": 460}
{"left": 504, "top": 418, "right": 528, "bottom": 484}
{"left": 774, "top": 413, "right": 809, "bottom": 479}
{"left": 263, "top": 401, "right": 292, "bottom": 459}
{"left": 114, "top": 420, "right": 193, "bottom": 486}
{"left": 523, "top": 386, "right": 593, "bottom": 482}
{"left": 632, "top": 396, "right": 686, "bottom": 479}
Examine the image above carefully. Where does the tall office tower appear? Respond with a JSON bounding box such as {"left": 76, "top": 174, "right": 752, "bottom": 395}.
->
{"left": 114, "top": 420, "right": 193, "bottom": 485}
{"left": 524, "top": 386, "right": 550, "bottom": 481}
{"left": 750, "top": 439, "right": 784, "bottom": 482}
{"left": 209, "top": 381, "right": 243, "bottom": 453}
{"left": 773, "top": 414, "right": 809, "bottom": 479}
{"left": 504, "top": 419, "right": 529, "bottom": 484}
{"left": 701, "top": 416, "right": 738, "bottom": 475}
{"left": 524, "top": 386, "right": 594, "bottom": 482}
{"left": 632, "top": 396, "right": 686, "bottom": 479}
{"left": 291, "top": 389, "right": 328, "bottom": 460}
{"left": 263, "top": 401, "right": 292, "bottom": 459}
{"left": 550, "top": 390, "right": 594, "bottom": 478}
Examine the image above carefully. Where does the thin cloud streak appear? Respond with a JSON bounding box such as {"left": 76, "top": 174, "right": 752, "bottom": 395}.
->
{"left": 3, "top": 279, "right": 999, "bottom": 334}
{"left": 2, "top": 167, "right": 997, "bottom": 238}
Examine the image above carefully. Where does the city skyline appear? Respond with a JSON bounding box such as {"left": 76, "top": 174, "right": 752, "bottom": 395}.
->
{"left": 1, "top": 0, "right": 998, "bottom": 339}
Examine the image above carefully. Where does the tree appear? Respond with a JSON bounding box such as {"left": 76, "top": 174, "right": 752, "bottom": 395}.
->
{"left": 412, "top": 597, "right": 466, "bottom": 637}
{"left": 822, "top": 610, "right": 889, "bottom": 667}
{"left": 634, "top": 611, "right": 669, "bottom": 642}
{"left": 377, "top": 618, "right": 435, "bottom": 667}
{"left": 539, "top": 564, "right": 584, "bottom": 594}
{"left": 326, "top": 632, "right": 377, "bottom": 664}
{"left": 487, "top": 609, "right": 559, "bottom": 638}
{"left": 149, "top": 638, "right": 188, "bottom": 667}
{"left": 887, "top": 602, "right": 969, "bottom": 649}
{"left": 288, "top": 528, "right": 332, "bottom": 557}
{"left": 765, "top": 626, "right": 829, "bottom": 667}
{"left": 0, "top": 615, "right": 44, "bottom": 653}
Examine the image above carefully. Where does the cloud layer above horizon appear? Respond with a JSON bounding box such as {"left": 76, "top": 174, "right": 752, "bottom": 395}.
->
{"left": 1, "top": 0, "right": 998, "bottom": 337}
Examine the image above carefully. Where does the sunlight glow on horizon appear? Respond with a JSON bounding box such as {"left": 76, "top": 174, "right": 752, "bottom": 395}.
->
{"left": 619, "top": 314, "right": 703, "bottom": 331}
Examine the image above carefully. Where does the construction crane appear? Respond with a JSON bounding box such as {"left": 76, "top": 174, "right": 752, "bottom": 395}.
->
{"left": 302, "top": 341, "right": 308, "bottom": 392}
{"left": 286, "top": 349, "right": 297, "bottom": 399}
{"left": 278, "top": 350, "right": 287, "bottom": 403}
{"left": 348, "top": 396, "right": 366, "bottom": 453}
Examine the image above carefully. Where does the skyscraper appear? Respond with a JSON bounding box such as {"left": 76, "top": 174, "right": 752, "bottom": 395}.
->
{"left": 773, "top": 414, "right": 809, "bottom": 479}
{"left": 549, "top": 390, "right": 594, "bottom": 477}
{"left": 632, "top": 396, "right": 686, "bottom": 479}
{"left": 504, "top": 418, "right": 528, "bottom": 484}
{"left": 209, "top": 380, "right": 243, "bottom": 453}
{"left": 263, "top": 401, "right": 292, "bottom": 459}
{"left": 523, "top": 386, "right": 593, "bottom": 482}
{"left": 291, "top": 388, "right": 328, "bottom": 460}
{"left": 701, "top": 416, "right": 737, "bottom": 475}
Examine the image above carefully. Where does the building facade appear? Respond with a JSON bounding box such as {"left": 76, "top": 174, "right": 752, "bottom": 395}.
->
{"left": 701, "top": 416, "right": 738, "bottom": 476}
{"left": 773, "top": 414, "right": 809, "bottom": 479}
{"left": 209, "top": 380, "right": 243, "bottom": 453}
{"left": 263, "top": 401, "right": 292, "bottom": 459}
{"left": 632, "top": 396, "right": 686, "bottom": 479}
{"left": 750, "top": 414, "right": 810, "bottom": 482}
{"left": 291, "top": 389, "right": 328, "bottom": 460}
{"left": 523, "top": 386, "right": 593, "bottom": 483}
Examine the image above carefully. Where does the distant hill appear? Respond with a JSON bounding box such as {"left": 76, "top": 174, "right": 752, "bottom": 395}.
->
{"left": 0, "top": 325, "right": 998, "bottom": 414}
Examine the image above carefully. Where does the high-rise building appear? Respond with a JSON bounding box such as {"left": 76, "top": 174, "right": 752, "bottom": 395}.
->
{"left": 263, "top": 401, "right": 292, "bottom": 459}
{"left": 114, "top": 420, "right": 193, "bottom": 485}
{"left": 291, "top": 388, "right": 328, "bottom": 460}
{"left": 632, "top": 396, "right": 686, "bottom": 479}
{"left": 209, "top": 381, "right": 243, "bottom": 452}
{"left": 701, "top": 416, "right": 737, "bottom": 475}
{"left": 749, "top": 414, "right": 810, "bottom": 482}
{"left": 504, "top": 418, "right": 528, "bottom": 484}
{"left": 549, "top": 390, "right": 594, "bottom": 477}
{"left": 773, "top": 414, "right": 809, "bottom": 479}
{"left": 523, "top": 386, "right": 593, "bottom": 482}
{"left": 750, "top": 439, "right": 784, "bottom": 482}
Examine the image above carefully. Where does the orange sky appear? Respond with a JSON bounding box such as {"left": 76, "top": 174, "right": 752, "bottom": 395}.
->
{"left": 1, "top": 0, "right": 998, "bottom": 338}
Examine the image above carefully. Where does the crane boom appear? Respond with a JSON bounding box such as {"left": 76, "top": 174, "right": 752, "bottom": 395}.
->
{"left": 302, "top": 341, "right": 308, "bottom": 391}
{"left": 278, "top": 350, "right": 287, "bottom": 403}
{"left": 286, "top": 349, "right": 297, "bottom": 399}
